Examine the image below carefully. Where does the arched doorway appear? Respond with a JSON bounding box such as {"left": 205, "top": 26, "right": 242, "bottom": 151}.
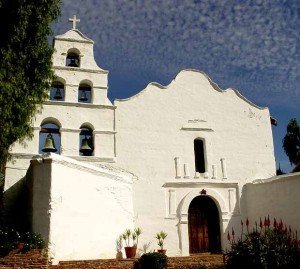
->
{"left": 188, "top": 195, "right": 221, "bottom": 253}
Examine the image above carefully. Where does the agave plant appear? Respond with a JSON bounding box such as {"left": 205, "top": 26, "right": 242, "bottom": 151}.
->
{"left": 116, "top": 235, "right": 123, "bottom": 252}
{"left": 122, "top": 229, "right": 131, "bottom": 246}
{"left": 156, "top": 231, "right": 168, "bottom": 250}
{"left": 122, "top": 228, "right": 142, "bottom": 247}
{"left": 134, "top": 227, "right": 142, "bottom": 246}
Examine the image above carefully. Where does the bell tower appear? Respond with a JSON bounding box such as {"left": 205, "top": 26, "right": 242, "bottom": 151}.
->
{"left": 51, "top": 15, "right": 110, "bottom": 105}
{"left": 33, "top": 15, "right": 116, "bottom": 161}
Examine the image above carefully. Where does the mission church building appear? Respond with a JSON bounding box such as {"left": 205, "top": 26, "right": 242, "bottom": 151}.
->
{"left": 4, "top": 17, "right": 300, "bottom": 264}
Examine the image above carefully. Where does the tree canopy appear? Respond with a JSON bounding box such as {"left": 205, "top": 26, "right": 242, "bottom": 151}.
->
{"left": 0, "top": 0, "right": 60, "bottom": 187}
{"left": 283, "top": 118, "right": 300, "bottom": 167}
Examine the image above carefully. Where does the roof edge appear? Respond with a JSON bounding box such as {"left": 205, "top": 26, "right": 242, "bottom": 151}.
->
{"left": 54, "top": 29, "right": 94, "bottom": 44}
{"left": 114, "top": 69, "right": 267, "bottom": 110}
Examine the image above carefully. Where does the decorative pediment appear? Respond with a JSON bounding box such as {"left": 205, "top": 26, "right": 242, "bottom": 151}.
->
{"left": 55, "top": 29, "right": 94, "bottom": 44}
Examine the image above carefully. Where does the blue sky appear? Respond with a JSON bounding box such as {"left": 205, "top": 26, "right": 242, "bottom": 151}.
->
{"left": 52, "top": 0, "right": 299, "bottom": 172}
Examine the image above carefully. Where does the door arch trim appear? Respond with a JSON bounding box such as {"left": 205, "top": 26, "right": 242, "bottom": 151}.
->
{"left": 177, "top": 189, "right": 228, "bottom": 256}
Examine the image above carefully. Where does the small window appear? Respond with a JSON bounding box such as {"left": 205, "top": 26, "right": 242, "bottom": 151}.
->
{"left": 39, "top": 123, "right": 61, "bottom": 154}
{"left": 50, "top": 81, "right": 64, "bottom": 101}
{"left": 194, "top": 139, "right": 205, "bottom": 173}
{"left": 78, "top": 84, "right": 92, "bottom": 103}
{"left": 66, "top": 52, "right": 80, "bottom": 67}
{"left": 79, "top": 127, "right": 94, "bottom": 156}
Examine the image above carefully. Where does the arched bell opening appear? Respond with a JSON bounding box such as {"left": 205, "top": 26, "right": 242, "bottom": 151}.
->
{"left": 78, "top": 83, "right": 92, "bottom": 103}
{"left": 66, "top": 49, "right": 80, "bottom": 67}
{"left": 188, "top": 195, "right": 221, "bottom": 254}
{"left": 79, "top": 126, "right": 94, "bottom": 156}
{"left": 50, "top": 81, "right": 65, "bottom": 101}
{"left": 39, "top": 122, "right": 61, "bottom": 154}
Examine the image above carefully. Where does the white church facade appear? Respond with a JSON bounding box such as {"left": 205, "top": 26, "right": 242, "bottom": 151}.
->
{"left": 4, "top": 19, "right": 300, "bottom": 264}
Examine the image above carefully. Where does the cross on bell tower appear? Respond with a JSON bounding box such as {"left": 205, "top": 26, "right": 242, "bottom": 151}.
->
{"left": 69, "top": 15, "right": 80, "bottom": 29}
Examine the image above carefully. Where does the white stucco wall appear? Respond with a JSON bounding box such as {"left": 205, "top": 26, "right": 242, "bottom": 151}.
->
{"left": 31, "top": 154, "right": 134, "bottom": 264}
{"left": 245, "top": 172, "right": 300, "bottom": 232}
{"left": 114, "top": 69, "right": 276, "bottom": 255}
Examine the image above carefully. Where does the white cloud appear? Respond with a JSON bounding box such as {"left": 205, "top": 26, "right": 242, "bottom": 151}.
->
{"left": 52, "top": 0, "right": 300, "bottom": 107}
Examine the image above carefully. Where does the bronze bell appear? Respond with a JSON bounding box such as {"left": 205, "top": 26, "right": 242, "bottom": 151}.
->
{"left": 68, "top": 58, "right": 79, "bottom": 67}
{"left": 80, "top": 137, "right": 92, "bottom": 155}
{"left": 53, "top": 88, "right": 63, "bottom": 100}
{"left": 42, "top": 133, "right": 57, "bottom": 153}
{"left": 79, "top": 90, "right": 88, "bottom": 102}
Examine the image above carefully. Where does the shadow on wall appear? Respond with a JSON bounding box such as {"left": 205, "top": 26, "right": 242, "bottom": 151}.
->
{"left": 3, "top": 164, "right": 50, "bottom": 245}
{"left": 3, "top": 172, "right": 31, "bottom": 231}
{"left": 223, "top": 185, "right": 249, "bottom": 251}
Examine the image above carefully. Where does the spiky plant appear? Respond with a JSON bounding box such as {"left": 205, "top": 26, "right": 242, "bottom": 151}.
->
{"left": 134, "top": 227, "right": 142, "bottom": 246}
{"left": 156, "top": 231, "right": 168, "bottom": 250}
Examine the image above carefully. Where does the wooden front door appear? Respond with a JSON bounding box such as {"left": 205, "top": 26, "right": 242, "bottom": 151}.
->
{"left": 188, "top": 196, "right": 221, "bottom": 253}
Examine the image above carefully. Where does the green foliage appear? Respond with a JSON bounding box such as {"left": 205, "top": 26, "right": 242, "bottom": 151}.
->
{"left": 139, "top": 252, "right": 167, "bottom": 269}
{"left": 0, "top": 226, "right": 45, "bottom": 257}
{"left": 0, "top": 226, "right": 20, "bottom": 257}
{"left": 156, "top": 231, "right": 168, "bottom": 250}
{"left": 21, "top": 231, "right": 45, "bottom": 253}
{"left": 226, "top": 218, "right": 300, "bottom": 269}
{"left": 0, "top": 0, "right": 61, "bottom": 172}
{"left": 283, "top": 118, "right": 300, "bottom": 166}
{"left": 122, "top": 227, "right": 142, "bottom": 247}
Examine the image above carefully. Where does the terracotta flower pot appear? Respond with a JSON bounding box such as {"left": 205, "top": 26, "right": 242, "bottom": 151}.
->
{"left": 17, "top": 242, "right": 25, "bottom": 250}
{"left": 157, "top": 249, "right": 167, "bottom": 254}
{"left": 125, "top": 246, "right": 137, "bottom": 259}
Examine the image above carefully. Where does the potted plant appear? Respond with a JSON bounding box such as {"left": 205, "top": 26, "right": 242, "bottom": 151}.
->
{"left": 115, "top": 235, "right": 123, "bottom": 260}
{"left": 123, "top": 227, "right": 142, "bottom": 259}
{"left": 156, "top": 231, "right": 167, "bottom": 254}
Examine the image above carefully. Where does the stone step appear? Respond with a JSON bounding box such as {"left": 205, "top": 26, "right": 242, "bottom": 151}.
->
{"left": 0, "top": 250, "right": 224, "bottom": 269}
{"left": 55, "top": 254, "right": 224, "bottom": 269}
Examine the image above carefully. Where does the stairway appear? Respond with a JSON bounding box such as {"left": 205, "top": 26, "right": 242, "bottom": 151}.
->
{"left": 0, "top": 250, "right": 224, "bottom": 269}
{"left": 54, "top": 254, "right": 224, "bottom": 269}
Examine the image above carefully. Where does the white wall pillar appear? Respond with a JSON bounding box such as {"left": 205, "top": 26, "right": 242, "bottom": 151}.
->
{"left": 184, "top": 163, "right": 190, "bottom": 179}
{"left": 174, "top": 157, "right": 182, "bottom": 178}
{"left": 168, "top": 189, "right": 176, "bottom": 215}
{"left": 179, "top": 214, "right": 189, "bottom": 256}
{"left": 220, "top": 158, "right": 227, "bottom": 180}
{"left": 212, "top": 164, "right": 217, "bottom": 179}
{"left": 65, "top": 84, "right": 78, "bottom": 103}
{"left": 228, "top": 189, "right": 233, "bottom": 213}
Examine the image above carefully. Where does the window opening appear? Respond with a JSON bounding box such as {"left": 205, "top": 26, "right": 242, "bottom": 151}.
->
{"left": 194, "top": 139, "right": 205, "bottom": 173}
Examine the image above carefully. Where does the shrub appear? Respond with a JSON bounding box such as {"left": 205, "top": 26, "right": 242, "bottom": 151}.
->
{"left": 226, "top": 217, "right": 300, "bottom": 269}
{"left": 0, "top": 226, "right": 45, "bottom": 257}
{"left": 21, "top": 232, "right": 45, "bottom": 252}
{"left": 139, "top": 252, "right": 167, "bottom": 269}
{"left": 0, "top": 226, "right": 20, "bottom": 257}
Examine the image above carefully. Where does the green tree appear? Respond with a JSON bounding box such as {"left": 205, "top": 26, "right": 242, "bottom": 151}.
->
{"left": 0, "top": 0, "right": 61, "bottom": 210}
{"left": 283, "top": 118, "right": 300, "bottom": 166}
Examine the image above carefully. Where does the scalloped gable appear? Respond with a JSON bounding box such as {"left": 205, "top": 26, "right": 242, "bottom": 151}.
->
{"left": 114, "top": 69, "right": 266, "bottom": 110}
{"left": 54, "top": 29, "right": 94, "bottom": 44}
